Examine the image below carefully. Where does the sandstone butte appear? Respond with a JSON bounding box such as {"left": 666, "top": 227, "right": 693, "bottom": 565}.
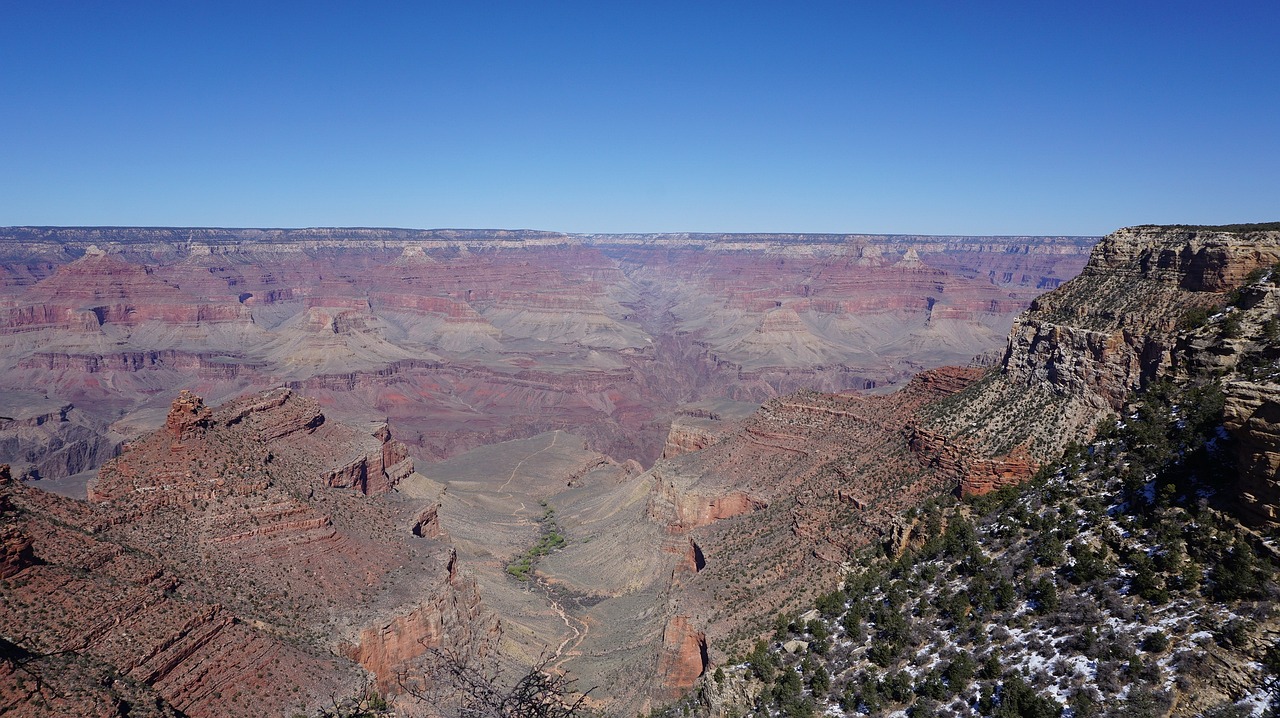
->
{"left": 8, "top": 224, "right": 1280, "bottom": 716}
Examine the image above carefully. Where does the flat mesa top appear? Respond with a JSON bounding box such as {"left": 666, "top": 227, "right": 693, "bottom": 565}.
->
{"left": 0, "top": 227, "right": 1100, "bottom": 259}
{"left": 0, "top": 226, "right": 1099, "bottom": 243}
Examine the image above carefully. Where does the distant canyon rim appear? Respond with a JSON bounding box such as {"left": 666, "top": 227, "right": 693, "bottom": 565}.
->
{"left": 0, "top": 226, "right": 1095, "bottom": 490}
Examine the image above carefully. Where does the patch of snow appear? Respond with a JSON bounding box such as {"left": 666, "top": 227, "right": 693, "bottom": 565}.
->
{"left": 1234, "top": 685, "right": 1276, "bottom": 717}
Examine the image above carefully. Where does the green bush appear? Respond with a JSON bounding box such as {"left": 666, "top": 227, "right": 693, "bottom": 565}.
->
{"left": 1029, "top": 576, "right": 1059, "bottom": 614}
{"left": 1211, "top": 540, "right": 1262, "bottom": 601}
{"left": 944, "top": 652, "right": 976, "bottom": 689}
{"left": 809, "top": 664, "right": 829, "bottom": 696}
{"left": 1178, "top": 306, "right": 1213, "bottom": 331}
{"left": 995, "top": 676, "right": 1063, "bottom": 717}
{"left": 748, "top": 640, "right": 776, "bottom": 683}
{"left": 1141, "top": 631, "right": 1169, "bottom": 653}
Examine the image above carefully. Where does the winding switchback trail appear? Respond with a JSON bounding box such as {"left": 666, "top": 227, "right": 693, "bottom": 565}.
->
{"left": 498, "top": 430, "right": 561, "bottom": 494}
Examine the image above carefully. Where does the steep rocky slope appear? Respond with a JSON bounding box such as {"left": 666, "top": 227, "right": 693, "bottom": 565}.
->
{"left": 0, "top": 460, "right": 368, "bottom": 717}
{"left": 1, "top": 389, "right": 499, "bottom": 717}
{"left": 1172, "top": 263, "right": 1280, "bottom": 528}
{"left": 622, "top": 225, "right": 1280, "bottom": 698}
{"left": 679, "top": 399, "right": 1280, "bottom": 717}
{"left": 0, "top": 227, "right": 1093, "bottom": 482}
{"left": 917, "top": 225, "right": 1280, "bottom": 496}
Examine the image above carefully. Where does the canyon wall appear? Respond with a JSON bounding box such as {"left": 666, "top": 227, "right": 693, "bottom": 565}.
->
{"left": 0, "top": 227, "right": 1094, "bottom": 483}
{"left": 646, "top": 225, "right": 1280, "bottom": 679}
{"left": 0, "top": 388, "right": 500, "bottom": 717}
{"left": 1173, "top": 265, "right": 1280, "bottom": 527}
{"left": 645, "top": 367, "right": 984, "bottom": 660}
{"left": 920, "top": 225, "right": 1280, "bottom": 496}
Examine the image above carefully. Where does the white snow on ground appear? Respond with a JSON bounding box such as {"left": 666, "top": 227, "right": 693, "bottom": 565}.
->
{"left": 1236, "top": 684, "right": 1277, "bottom": 716}
{"left": 751, "top": 419, "right": 1280, "bottom": 718}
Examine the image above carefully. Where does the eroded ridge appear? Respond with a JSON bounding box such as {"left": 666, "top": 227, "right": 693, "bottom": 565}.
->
{"left": 1, "top": 388, "right": 500, "bottom": 717}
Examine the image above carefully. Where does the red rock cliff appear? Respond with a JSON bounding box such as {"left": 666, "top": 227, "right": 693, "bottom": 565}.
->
{"left": 655, "top": 615, "right": 708, "bottom": 700}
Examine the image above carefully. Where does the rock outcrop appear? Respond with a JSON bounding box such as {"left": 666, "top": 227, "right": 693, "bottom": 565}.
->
{"left": 1223, "top": 380, "right": 1280, "bottom": 526}
{"left": 921, "top": 225, "right": 1280, "bottom": 494}
{"left": 3, "top": 389, "right": 499, "bottom": 717}
{"left": 908, "top": 427, "right": 1037, "bottom": 497}
{"left": 662, "top": 422, "right": 722, "bottom": 460}
{"left": 344, "top": 550, "right": 494, "bottom": 688}
{"left": 660, "top": 401, "right": 758, "bottom": 459}
{"left": 0, "top": 526, "right": 35, "bottom": 579}
{"left": 0, "top": 466, "right": 38, "bottom": 579}
{"left": 412, "top": 502, "right": 444, "bottom": 538}
{"left": 1011, "top": 226, "right": 1280, "bottom": 415}
{"left": 165, "top": 389, "right": 211, "bottom": 440}
{"left": 648, "top": 471, "right": 768, "bottom": 531}
{"left": 655, "top": 615, "right": 709, "bottom": 700}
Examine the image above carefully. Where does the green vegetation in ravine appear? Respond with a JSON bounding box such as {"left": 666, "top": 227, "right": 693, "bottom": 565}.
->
{"left": 506, "top": 501, "right": 568, "bottom": 582}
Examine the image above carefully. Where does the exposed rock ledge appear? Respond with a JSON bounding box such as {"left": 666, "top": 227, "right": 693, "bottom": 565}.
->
{"left": 1224, "top": 380, "right": 1280, "bottom": 527}
{"left": 647, "top": 469, "right": 767, "bottom": 531}
{"left": 923, "top": 225, "right": 1280, "bottom": 484}
{"left": 655, "top": 615, "right": 709, "bottom": 701}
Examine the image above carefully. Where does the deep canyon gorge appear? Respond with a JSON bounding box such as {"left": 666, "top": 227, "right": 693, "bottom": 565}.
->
{"left": 9, "top": 225, "right": 1280, "bottom": 716}
{"left": 0, "top": 227, "right": 1093, "bottom": 487}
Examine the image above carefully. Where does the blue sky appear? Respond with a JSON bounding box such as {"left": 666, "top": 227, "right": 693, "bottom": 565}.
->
{"left": 2, "top": 2, "right": 1277, "bottom": 235}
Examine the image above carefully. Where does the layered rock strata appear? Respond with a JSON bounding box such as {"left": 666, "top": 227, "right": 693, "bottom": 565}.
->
{"left": 2, "top": 389, "right": 500, "bottom": 717}
{"left": 660, "top": 401, "right": 760, "bottom": 459}
{"left": 0, "top": 227, "right": 1094, "bottom": 481}
{"left": 921, "top": 226, "right": 1280, "bottom": 495}
{"left": 1175, "top": 265, "right": 1280, "bottom": 527}
{"left": 648, "top": 368, "right": 983, "bottom": 657}
{"left": 0, "top": 463, "right": 365, "bottom": 717}
{"left": 0, "top": 394, "right": 121, "bottom": 482}
{"left": 656, "top": 615, "right": 709, "bottom": 700}
{"left": 1223, "top": 381, "right": 1280, "bottom": 525}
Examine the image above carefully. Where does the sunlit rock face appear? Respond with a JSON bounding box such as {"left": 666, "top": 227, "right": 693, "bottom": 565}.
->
{"left": 922, "top": 225, "right": 1280, "bottom": 496}
{"left": 0, "top": 389, "right": 499, "bottom": 718}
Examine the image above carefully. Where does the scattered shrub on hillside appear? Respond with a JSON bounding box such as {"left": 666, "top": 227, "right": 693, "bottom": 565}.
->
{"left": 724, "top": 373, "right": 1280, "bottom": 718}
{"left": 1178, "top": 306, "right": 1214, "bottom": 330}
{"left": 993, "top": 675, "right": 1062, "bottom": 718}
{"left": 1141, "top": 630, "right": 1169, "bottom": 654}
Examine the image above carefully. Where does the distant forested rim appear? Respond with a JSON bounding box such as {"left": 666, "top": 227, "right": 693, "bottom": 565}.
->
{"left": 1132, "top": 222, "right": 1280, "bottom": 233}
